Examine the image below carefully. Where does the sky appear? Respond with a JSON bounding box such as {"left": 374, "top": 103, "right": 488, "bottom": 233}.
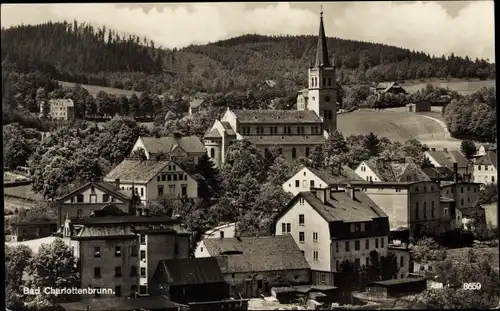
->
{"left": 0, "top": 1, "right": 495, "bottom": 61}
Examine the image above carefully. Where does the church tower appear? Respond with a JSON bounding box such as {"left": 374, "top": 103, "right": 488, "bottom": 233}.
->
{"left": 307, "top": 9, "right": 337, "bottom": 134}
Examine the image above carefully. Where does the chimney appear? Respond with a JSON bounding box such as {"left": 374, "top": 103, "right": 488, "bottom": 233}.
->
{"left": 136, "top": 208, "right": 142, "bottom": 216}
{"left": 314, "top": 188, "right": 327, "bottom": 203}
{"left": 453, "top": 163, "right": 458, "bottom": 183}
{"left": 115, "top": 178, "right": 120, "bottom": 189}
{"left": 345, "top": 184, "right": 355, "bottom": 200}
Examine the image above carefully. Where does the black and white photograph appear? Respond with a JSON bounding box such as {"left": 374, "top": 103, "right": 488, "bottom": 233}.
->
{"left": 2, "top": 2, "right": 498, "bottom": 310}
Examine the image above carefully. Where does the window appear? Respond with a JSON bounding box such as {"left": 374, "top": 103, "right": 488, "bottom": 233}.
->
{"left": 178, "top": 173, "right": 183, "bottom": 180}
{"left": 313, "top": 232, "right": 318, "bottom": 242}
{"left": 257, "top": 280, "right": 263, "bottom": 289}
{"left": 181, "top": 185, "right": 187, "bottom": 196}
{"left": 102, "top": 194, "right": 110, "bottom": 202}
{"left": 77, "top": 209, "right": 83, "bottom": 219}
{"left": 158, "top": 185, "right": 164, "bottom": 197}
{"left": 423, "top": 202, "right": 427, "bottom": 219}
{"left": 139, "top": 286, "right": 147, "bottom": 295}
{"left": 173, "top": 174, "right": 178, "bottom": 181}
{"left": 292, "top": 148, "right": 297, "bottom": 159}
{"left": 220, "top": 231, "right": 224, "bottom": 239}
{"left": 169, "top": 185, "right": 175, "bottom": 195}
{"left": 281, "top": 223, "right": 286, "bottom": 234}
{"left": 306, "top": 147, "right": 310, "bottom": 157}
{"left": 299, "top": 214, "right": 305, "bottom": 226}
{"left": 381, "top": 237, "right": 384, "bottom": 248}
{"left": 140, "top": 267, "right": 146, "bottom": 277}
{"left": 286, "top": 223, "right": 291, "bottom": 233}
{"left": 140, "top": 188, "right": 144, "bottom": 197}
{"left": 400, "top": 256, "right": 404, "bottom": 267}
{"left": 299, "top": 198, "right": 305, "bottom": 205}
{"left": 461, "top": 187, "right": 464, "bottom": 193}
{"left": 91, "top": 186, "right": 95, "bottom": 192}
{"left": 130, "top": 266, "right": 137, "bottom": 276}
{"left": 167, "top": 174, "right": 171, "bottom": 181}
{"left": 295, "top": 180, "right": 300, "bottom": 187}
{"left": 94, "top": 247, "right": 101, "bottom": 258}
{"left": 492, "top": 176, "right": 495, "bottom": 182}
{"left": 301, "top": 250, "right": 305, "bottom": 256}
{"left": 115, "top": 266, "right": 122, "bottom": 277}
{"left": 313, "top": 251, "right": 319, "bottom": 260}
{"left": 302, "top": 180, "right": 308, "bottom": 188}
{"left": 336, "top": 260, "right": 340, "bottom": 271}
{"left": 140, "top": 234, "right": 146, "bottom": 244}
{"left": 365, "top": 239, "right": 369, "bottom": 249}
{"left": 460, "top": 198, "right": 464, "bottom": 206}
{"left": 485, "top": 165, "right": 489, "bottom": 171}
{"left": 375, "top": 239, "right": 379, "bottom": 248}
{"left": 336, "top": 242, "right": 339, "bottom": 253}
{"left": 355, "top": 223, "right": 361, "bottom": 232}
{"left": 366, "top": 257, "right": 370, "bottom": 266}
{"left": 354, "top": 258, "right": 360, "bottom": 269}
{"left": 444, "top": 208, "right": 449, "bottom": 216}
{"left": 77, "top": 194, "right": 84, "bottom": 202}
{"left": 157, "top": 176, "right": 160, "bottom": 181}
{"left": 345, "top": 241, "right": 350, "bottom": 252}
{"left": 350, "top": 224, "right": 355, "bottom": 233}
{"left": 355, "top": 240, "right": 360, "bottom": 251}
{"left": 415, "top": 202, "right": 419, "bottom": 219}
{"left": 140, "top": 250, "right": 146, "bottom": 260}
{"left": 115, "top": 246, "right": 121, "bottom": 257}
{"left": 299, "top": 232, "right": 305, "bottom": 243}
{"left": 210, "top": 148, "right": 215, "bottom": 158}
{"left": 115, "top": 286, "right": 121, "bottom": 297}
{"left": 94, "top": 267, "right": 101, "bottom": 278}
{"left": 478, "top": 165, "right": 482, "bottom": 171}
{"left": 310, "top": 180, "right": 315, "bottom": 188}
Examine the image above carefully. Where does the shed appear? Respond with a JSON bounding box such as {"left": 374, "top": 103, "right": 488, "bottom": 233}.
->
{"left": 365, "top": 277, "right": 427, "bottom": 298}
{"left": 407, "top": 100, "right": 431, "bottom": 112}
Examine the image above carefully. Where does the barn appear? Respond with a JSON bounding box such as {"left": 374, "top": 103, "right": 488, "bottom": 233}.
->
{"left": 407, "top": 100, "right": 431, "bottom": 112}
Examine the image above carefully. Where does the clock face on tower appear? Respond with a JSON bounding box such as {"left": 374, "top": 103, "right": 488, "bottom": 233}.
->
{"left": 325, "top": 96, "right": 331, "bottom": 102}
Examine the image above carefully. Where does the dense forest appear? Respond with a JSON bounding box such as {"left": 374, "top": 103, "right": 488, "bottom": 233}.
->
{"left": 1, "top": 21, "right": 495, "bottom": 96}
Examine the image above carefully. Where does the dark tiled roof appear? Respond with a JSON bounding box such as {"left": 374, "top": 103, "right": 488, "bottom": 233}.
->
{"left": 140, "top": 136, "right": 205, "bottom": 154}
{"left": 221, "top": 121, "right": 236, "bottom": 136}
{"left": 368, "top": 276, "right": 425, "bottom": 287}
{"left": 308, "top": 166, "right": 364, "bottom": 185}
{"left": 56, "top": 181, "right": 132, "bottom": 202}
{"left": 426, "top": 150, "right": 469, "bottom": 168}
{"left": 75, "top": 215, "right": 177, "bottom": 225}
{"left": 204, "top": 235, "right": 310, "bottom": 273}
{"left": 364, "top": 158, "right": 430, "bottom": 182}
{"left": 299, "top": 190, "right": 388, "bottom": 223}
{"left": 232, "top": 109, "right": 322, "bottom": 124}
{"left": 243, "top": 135, "right": 326, "bottom": 146}
{"left": 104, "top": 159, "right": 173, "bottom": 183}
{"left": 57, "top": 296, "right": 179, "bottom": 311}
{"left": 154, "top": 257, "right": 226, "bottom": 286}
{"left": 190, "top": 99, "right": 205, "bottom": 108}
{"left": 422, "top": 167, "right": 454, "bottom": 180}
{"left": 204, "top": 128, "right": 222, "bottom": 139}
{"left": 476, "top": 151, "right": 497, "bottom": 169}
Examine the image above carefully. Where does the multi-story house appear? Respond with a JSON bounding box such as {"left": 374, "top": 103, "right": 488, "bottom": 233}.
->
{"left": 473, "top": 151, "right": 497, "bottom": 184}
{"left": 41, "top": 98, "right": 75, "bottom": 121}
{"left": 337, "top": 180, "right": 445, "bottom": 237}
{"left": 388, "top": 243, "right": 412, "bottom": 280}
{"left": 354, "top": 157, "right": 430, "bottom": 183}
{"left": 282, "top": 165, "right": 363, "bottom": 196}
{"left": 188, "top": 99, "right": 206, "bottom": 116}
{"left": 59, "top": 213, "right": 191, "bottom": 298}
{"left": 104, "top": 159, "right": 198, "bottom": 204}
{"left": 55, "top": 180, "right": 136, "bottom": 227}
{"left": 130, "top": 134, "right": 206, "bottom": 163}
{"left": 204, "top": 12, "right": 338, "bottom": 167}
{"left": 275, "top": 187, "right": 390, "bottom": 286}
{"left": 424, "top": 149, "right": 471, "bottom": 180}
{"left": 440, "top": 180, "right": 482, "bottom": 229}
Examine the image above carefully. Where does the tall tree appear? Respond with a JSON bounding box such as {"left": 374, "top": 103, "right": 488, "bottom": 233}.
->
{"left": 460, "top": 140, "right": 477, "bottom": 160}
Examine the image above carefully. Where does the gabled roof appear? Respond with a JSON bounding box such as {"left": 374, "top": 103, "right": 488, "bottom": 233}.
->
{"left": 231, "top": 109, "right": 322, "bottom": 124}
{"left": 104, "top": 159, "right": 189, "bottom": 184}
{"left": 204, "top": 235, "right": 310, "bottom": 273}
{"left": 221, "top": 121, "right": 236, "bottom": 136}
{"left": 291, "top": 190, "right": 388, "bottom": 223}
{"left": 204, "top": 128, "right": 222, "bottom": 139}
{"left": 49, "top": 98, "right": 74, "bottom": 107}
{"left": 190, "top": 99, "right": 205, "bottom": 108}
{"left": 307, "top": 165, "right": 364, "bottom": 185}
{"left": 139, "top": 136, "right": 205, "bottom": 154}
{"left": 55, "top": 180, "right": 132, "bottom": 202}
{"left": 243, "top": 135, "right": 326, "bottom": 146}
{"left": 421, "top": 166, "right": 454, "bottom": 180}
{"left": 375, "top": 82, "right": 406, "bottom": 93}
{"left": 153, "top": 257, "right": 226, "bottom": 286}
{"left": 475, "top": 151, "right": 497, "bottom": 169}
{"left": 363, "top": 158, "right": 430, "bottom": 182}
{"left": 425, "top": 150, "right": 469, "bottom": 168}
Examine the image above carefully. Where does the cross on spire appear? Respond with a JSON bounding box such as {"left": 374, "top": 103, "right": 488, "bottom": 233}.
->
{"left": 320, "top": 4, "right": 323, "bottom": 17}
{"left": 315, "top": 4, "right": 331, "bottom": 67}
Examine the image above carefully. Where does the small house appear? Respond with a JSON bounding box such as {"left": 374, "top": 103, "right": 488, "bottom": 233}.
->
{"left": 11, "top": 220, "right": 57, "bottom": 242}
{"left": 375, "top": 82, "right": 407, "bottom": 95}
{"left": 407, "top": 100, "right": 431, "bottom": 112}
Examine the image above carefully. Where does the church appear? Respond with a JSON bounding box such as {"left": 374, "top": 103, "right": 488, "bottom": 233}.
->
{"left": 204, "top": 11, "right": 338, "bottom": 167}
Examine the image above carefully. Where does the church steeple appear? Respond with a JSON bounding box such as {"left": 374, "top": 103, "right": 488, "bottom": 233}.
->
{"left": 315, "top": 6, "right": 331, "bottom": 68}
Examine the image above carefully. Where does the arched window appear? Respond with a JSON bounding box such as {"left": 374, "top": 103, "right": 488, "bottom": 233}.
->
{"left": 292, "top": 148, "right": 297, "bottom": 159}
{"left": 210, "top": 148, "right": 215, "bottom": 158}
{"left": 305, "top": 147, "right": 310, "bottom": 157}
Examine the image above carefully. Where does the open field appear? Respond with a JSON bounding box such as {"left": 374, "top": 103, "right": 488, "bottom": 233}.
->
{"left": 400, "top": 79, "right": 495, "bottom": 95}
{"left": 4, "top": 184, "right": 44, "bottom": 201}
{"left": 337, "top": 108, "right": 462, "bottom": 150}
{"left": 58, "top": 81, "right": 142, "bottom": 98}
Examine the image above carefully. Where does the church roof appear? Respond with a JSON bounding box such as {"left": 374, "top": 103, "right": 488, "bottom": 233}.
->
{"left": 315, "top": 10, "right": 331, "bottom": 68}
{"left": 243, "top": 135, "right": 326, "bottom": 146}
{"left": 139, "top": 136, "right": 205, "bottom": 154}
{"left": 204, "top": 128, "right": 222, "bottom": 139}
{"left": 232, "top": 109, "right": 322, "bottom": 124}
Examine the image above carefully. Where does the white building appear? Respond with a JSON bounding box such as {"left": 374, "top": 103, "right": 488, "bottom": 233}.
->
{"left": 41, "top": 98, "right": 75, "bottom": 120}
{"left": 355, "top": 157, "right": 430, "bottom": 183}
{"left": 130, "top": 134, "right": 206, "bottom": 163}
{"left": 194, "top": 223, "right": 236, "bottom": 258}
{"left": 275, "top": 187, "right": 390, "bottom": 286}
{"left": 104, "top": 159, "right": 198, "bottom": 204}
{"left": 473, "top": 151, "right": 497, "bottom": 184}
{"left": 476, "top": 144, "right": 496, "bottom": 157}
{"left": 283, "top": 165, "right": 363, "bottom": 196}
{"left": 204, "top": 12, "right": 338, "bottom": 167}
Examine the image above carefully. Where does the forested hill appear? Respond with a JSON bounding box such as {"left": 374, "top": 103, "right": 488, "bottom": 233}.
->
{"left": 1, "top": 22, "right": 495, "bottom": 95}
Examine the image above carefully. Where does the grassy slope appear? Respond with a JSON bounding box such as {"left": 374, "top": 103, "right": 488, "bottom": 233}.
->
{"left": 401, "top": 79, "right": 496, "bottom": 95}
{"left": 58, "top": 81, "right": 142, "bottom": 98}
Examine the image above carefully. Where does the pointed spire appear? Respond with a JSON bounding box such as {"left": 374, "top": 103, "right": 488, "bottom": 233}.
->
{"left": 315, "top": 5, "right": 331, "bottom": 68}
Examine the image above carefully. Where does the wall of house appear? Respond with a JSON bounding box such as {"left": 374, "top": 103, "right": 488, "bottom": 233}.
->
{"left": 131, "top": 138, "right": 150, "bottom": 158}
{"left": 63, "top": 187, "right": 127, "bottom": 205}
{"left": 473, "top": 164, "right": 497, "bottom": 184}
{"left": 224, "top": 269, "right": 310, "bottom": 298}
{"left": 283, "top": 168, "right": 328, "bottom": 196}
{"left": 275, "top": 200, "right": 331, "bottom": 272}
{"left": 80, "top": 238, "right": 139, "bottom": 299}
{"left": 252, "top": 144, "right": 320, "bottom": 164}
{"left": 441, "top": 183, "right": 480, "bottom": 209}
{"left": 331, "top": 236, "right": 389, "bottom": 272}
{"left": 362, "top": 188, "right": 409, "bottom": 230}
{"left": 388, "top": 247, "right": 411, "bottom": 279}
{"left": 194, "top": 224, "right": 236, "bottom": 257}
{"left": 205, "top": 139, "right": 222, "bottom": 167}
{"left": 237, "top": 124, "right": 323, "bottom": 136}
{"left": 145, "top": 165, "right": 198, "bottom": 201}
{"left": 355, "top": 162, "right": 380, "bottom": 182}
{"left": 408, "top": 182, "right": 443, "bottom": 236}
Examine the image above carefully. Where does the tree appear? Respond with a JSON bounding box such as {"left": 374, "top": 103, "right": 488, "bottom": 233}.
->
{"left": 195, "top": 153, "right": 222, "bottom": 203}
{"left": 410, "top": 237, "right": 447, "bottom": 263}
{"left": 3, "top": 123, "right": 38, "bottom": 170}
{"left": 364, "top": 132, "right": 381, "bottom": 157}
{"left": 460, "top": 140, "right": 477, "bottom": 160}
{"left": 5, "top": 244, "right": 33, "bottom": 290}
{"left": 25, "top": 239, "right": 80, "bottom": 308}
{"left": 380, "top": 252, "right": 399, "bottom": 280}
